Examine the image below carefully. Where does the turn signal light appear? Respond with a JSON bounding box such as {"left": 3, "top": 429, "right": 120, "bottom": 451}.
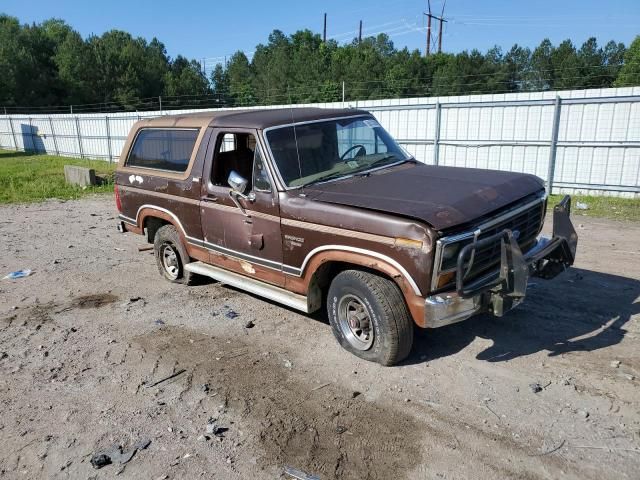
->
{"left": 436, "top": 272, "right": 456, "bottom": 289}
{"left": 394, "top": 237, "right": 423, "bottom": 249}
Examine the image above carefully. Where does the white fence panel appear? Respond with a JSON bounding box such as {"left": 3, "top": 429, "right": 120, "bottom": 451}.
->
{"left": 0, "top": 86, "right": 639, "bottom": 196}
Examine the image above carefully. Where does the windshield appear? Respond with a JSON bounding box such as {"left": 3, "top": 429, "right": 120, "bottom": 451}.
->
{"left": 265, "top": 116, "right": 410, "bottom": 188}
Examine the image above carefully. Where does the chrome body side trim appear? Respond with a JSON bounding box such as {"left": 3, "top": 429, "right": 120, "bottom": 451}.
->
{"left": 124, "top": 204, "right": 423, "bottom": 294}
{"left": 285, "top": 245, "right": 423, "bottom": 296}
{"left": 281, "top": 218, "right": 397, "bottom": 246}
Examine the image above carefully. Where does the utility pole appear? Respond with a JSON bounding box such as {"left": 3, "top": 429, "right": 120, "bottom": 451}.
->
{"left": 323, "top": 13, "right": 327, "bottom": 43}
{"left": 426, "top": 12, "right": 431, "bottom": 56}
{"left": 424, "top": 0, "right": 447, "bottom": 56}
{"left": 358, "top": 20, "right": 363, "bottom": 43}
{"left": 438, "top": 16, "right": 447, "bottom": 53}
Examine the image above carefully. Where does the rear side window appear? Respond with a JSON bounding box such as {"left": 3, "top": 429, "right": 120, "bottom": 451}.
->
{"left": 126, "top": 128, "right": 199, "bottom": 172}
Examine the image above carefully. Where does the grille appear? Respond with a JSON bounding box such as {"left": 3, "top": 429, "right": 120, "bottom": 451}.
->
{"left": 464, "top": 201, "right": 545, "bottom": 280}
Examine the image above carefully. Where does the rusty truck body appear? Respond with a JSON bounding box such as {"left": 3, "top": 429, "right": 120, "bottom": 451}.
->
{"left": 115, "top": 108, "right": 577, "bottom": 365}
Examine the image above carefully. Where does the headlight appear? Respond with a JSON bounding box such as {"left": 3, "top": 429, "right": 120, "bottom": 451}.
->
{"left": 442, "top": 243, "right": 461, "bottom": 260}
{"left": 440, "top": 240, "right": 472, "bottom": 270}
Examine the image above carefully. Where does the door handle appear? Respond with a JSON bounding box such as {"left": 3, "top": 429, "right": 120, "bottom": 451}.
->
{"left": 201, "top": 196, "right": 218, "bottom": 203}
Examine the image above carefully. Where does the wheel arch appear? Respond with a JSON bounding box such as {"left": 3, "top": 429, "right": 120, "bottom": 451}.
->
{"left": 137, "top": 206, "right": 186, "bottom": 243}
{"left": 299, "top": 248, "right": 426, "bottom": 327}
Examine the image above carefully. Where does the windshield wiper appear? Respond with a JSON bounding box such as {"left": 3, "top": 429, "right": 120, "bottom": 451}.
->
{"left": 353, "top": 155, "right": 414, "bottom": 176}
{"left": 297, "top": 170, "right": 352, "bottom": 188}
{"left": 297, "top": 156, "right": 414, "bottom": 188}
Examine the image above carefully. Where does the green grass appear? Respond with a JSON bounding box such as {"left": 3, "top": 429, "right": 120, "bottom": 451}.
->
{"left": 0, "top": 150, "right": 637, "bottom": 220}
{"left": 0, "top": 150, "right": 116, "bottom": 204}
{"left": 548, "top": 194, "right": 640, "bottom": 222}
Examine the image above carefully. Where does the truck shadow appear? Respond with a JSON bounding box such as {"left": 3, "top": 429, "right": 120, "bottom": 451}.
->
{"left": 407, "top": 267, "right": 639, "bottom": 365}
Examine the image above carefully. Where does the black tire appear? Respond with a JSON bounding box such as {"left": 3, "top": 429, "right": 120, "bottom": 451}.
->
{"left": 327, "top": 270, "right": 413, "bottom": 366}
{"left": 153, "top": 225, "right": 195, "bottom": 285}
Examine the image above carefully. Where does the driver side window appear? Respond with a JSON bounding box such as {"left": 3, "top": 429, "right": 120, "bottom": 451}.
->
{"left": 211, "top": 131, "right": 271, "bottom": 193}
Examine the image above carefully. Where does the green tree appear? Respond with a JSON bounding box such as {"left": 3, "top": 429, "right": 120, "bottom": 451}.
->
{"left": 0, "top": 15, "right": 24, "bottom": 106}
{"left": 164, "top": 55, "right": 210, "bottom": 98}
{"left": 530, "top": 39, "right": 554, "bottom": 90}
{"left": 226, "top": 51, "right": 256, "bottom": 105}
{"left": 615, "top": 36, "right": 640, "bottom": 87}
{"left": 211, "top": 63, "right": 231, "bottom": 106}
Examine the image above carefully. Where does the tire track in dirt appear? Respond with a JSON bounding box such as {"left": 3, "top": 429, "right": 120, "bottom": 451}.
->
{"left": 134, "top": 326, "right": 424, "bottom": 480}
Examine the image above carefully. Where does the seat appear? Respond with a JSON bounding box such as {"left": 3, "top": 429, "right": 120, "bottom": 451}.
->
{"left": 213, "top": 133, "right": 254, "bottom": 189}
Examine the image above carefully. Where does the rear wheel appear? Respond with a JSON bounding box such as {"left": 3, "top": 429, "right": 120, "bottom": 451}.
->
{"left": 154, "top": 225, "right": 195, "bottom": 285}
{"left": 327, "top": 270, "right": 413, "bottom": 366}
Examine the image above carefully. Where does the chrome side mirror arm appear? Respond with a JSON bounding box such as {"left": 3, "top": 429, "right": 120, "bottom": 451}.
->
{"left": 229, "top": 190, "right": 256, "bottom": 217}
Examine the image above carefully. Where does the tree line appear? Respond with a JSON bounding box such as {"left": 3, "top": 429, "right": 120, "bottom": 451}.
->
{"left": 1, "top": 14, "right": 639, "bottom": 113}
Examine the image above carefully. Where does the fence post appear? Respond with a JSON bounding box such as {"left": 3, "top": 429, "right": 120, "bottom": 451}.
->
{"left": 28, "top": 117, "right": 35, "bottom": 153}
{"left": 342, "top": 81, "right": 345, "bottom": 107}
{"left": 105, "top": 116, "right": 113, "bottom": 163}
{"left": 159, "top": 96, "right": 162, "bottom": 114}
{"left": 48, "top": 116, "right": 59, "bottom": 156}
{"left": 8, "top": 116, "right": 18, "bottom": 151}
{"left": 75, "top": 116, "right": 84, "bottom": 158}
{"left": 433, "top": 101, "right": 441, "bottom": 166}
{"left": 547, "top": 95, "right": 562, "bottom": 193}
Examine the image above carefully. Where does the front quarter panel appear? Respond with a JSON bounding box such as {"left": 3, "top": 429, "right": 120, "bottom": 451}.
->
{"left": 279, "top": 192, "right": 435, "bottom": 297}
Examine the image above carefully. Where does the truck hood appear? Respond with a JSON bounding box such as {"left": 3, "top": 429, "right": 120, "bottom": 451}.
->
{"left": 303, "top": 162, "right": 545, "bottom": 231}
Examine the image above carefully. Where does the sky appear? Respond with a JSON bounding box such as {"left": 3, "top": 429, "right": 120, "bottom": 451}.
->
{"left": 2, "top": 0, "right": 639, "bottom": 74}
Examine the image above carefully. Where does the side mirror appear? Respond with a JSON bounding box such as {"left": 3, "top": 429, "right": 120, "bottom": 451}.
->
{"left": 227, "top": 170, "right": 248, "bottom": 194}
{"left": 227, "top": 170, "right": 255, "bottom": 216}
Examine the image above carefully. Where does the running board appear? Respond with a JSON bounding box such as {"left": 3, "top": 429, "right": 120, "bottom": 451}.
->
{"left": 184, "top": 261, "right": 309, "bottom": 313}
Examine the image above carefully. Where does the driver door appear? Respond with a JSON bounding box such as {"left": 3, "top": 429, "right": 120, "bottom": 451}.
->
{"left": 201, "top": 129, "right": 284, "bottom": 286}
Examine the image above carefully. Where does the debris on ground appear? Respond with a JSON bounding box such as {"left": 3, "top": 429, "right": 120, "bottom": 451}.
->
{"left": 201, "top": 383, "right": 210, "bottom": 393}
{"left": 205, "top": 420, "right": 228, "bottom": 437}
{"left": 90, "top": 438, "right": 151, "bottom": 469}
{"left": 244, "top": 320, "right": 255, "bottom": 329}
{"left": 3, "top": 269, "right": 33, "bottom": 280}
{"left": 310, "top": 382, "right": 330, "bottom": 392}
{"left": 610, "top": 360, "right": 621, "bottom": 368}
{"left": 284, "top": 359, "right": 293, "bottom": 369}
{"left": 144, "top": 369, "right": 186, "bottom": 388}
{"left": 137, "top": 245, "right": 154, "bottom": 252}
{"left": 576, "top": 202, "right": 589, "bottom": 210}
{"left": 90, "top": 453, "right": 112, "bottom": 469}
{"left": 284, "top": 465, "right": 321, "bottom": 480}
{"left": 154, "top": 319, "right": 165, "bottom": 325}
{"left": 225, "top": 309, "right": 239, "bottom": 319}
{"left": 529, "top": 383, "right": 543, "bottom": 393}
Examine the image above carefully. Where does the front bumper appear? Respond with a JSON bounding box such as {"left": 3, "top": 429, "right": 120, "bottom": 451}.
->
{"left": 424, "top": 195, "right": 578, "bottom": 328}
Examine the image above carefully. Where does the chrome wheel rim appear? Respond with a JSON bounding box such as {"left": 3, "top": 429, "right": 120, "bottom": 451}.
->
{"left": 338, "top": 294, "right": 374, "bottom": 351}
{"left": 161, "top": 243, "right": 180, "bottom": 280}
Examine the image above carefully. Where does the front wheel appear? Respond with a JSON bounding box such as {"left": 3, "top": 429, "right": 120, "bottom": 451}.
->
{"left": 327, "top": 270, "right": 413, "bottom": 366}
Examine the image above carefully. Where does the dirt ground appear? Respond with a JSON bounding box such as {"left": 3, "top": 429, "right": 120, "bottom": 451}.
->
{"left": 0, "top": 195, "right": 639, "bottom": 480}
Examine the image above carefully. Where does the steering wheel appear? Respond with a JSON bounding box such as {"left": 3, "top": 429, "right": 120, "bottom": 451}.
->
{"left": 340, "top": 144, "right": 366, "bottom": 161}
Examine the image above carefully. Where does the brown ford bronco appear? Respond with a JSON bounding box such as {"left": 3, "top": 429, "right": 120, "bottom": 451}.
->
{"left": 115, "top": 108, "right": 577, "bottom": 365}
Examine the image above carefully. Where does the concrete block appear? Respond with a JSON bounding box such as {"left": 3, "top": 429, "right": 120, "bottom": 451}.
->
{"left": 64, "top": 165, "right": 96, "bottom": 187}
